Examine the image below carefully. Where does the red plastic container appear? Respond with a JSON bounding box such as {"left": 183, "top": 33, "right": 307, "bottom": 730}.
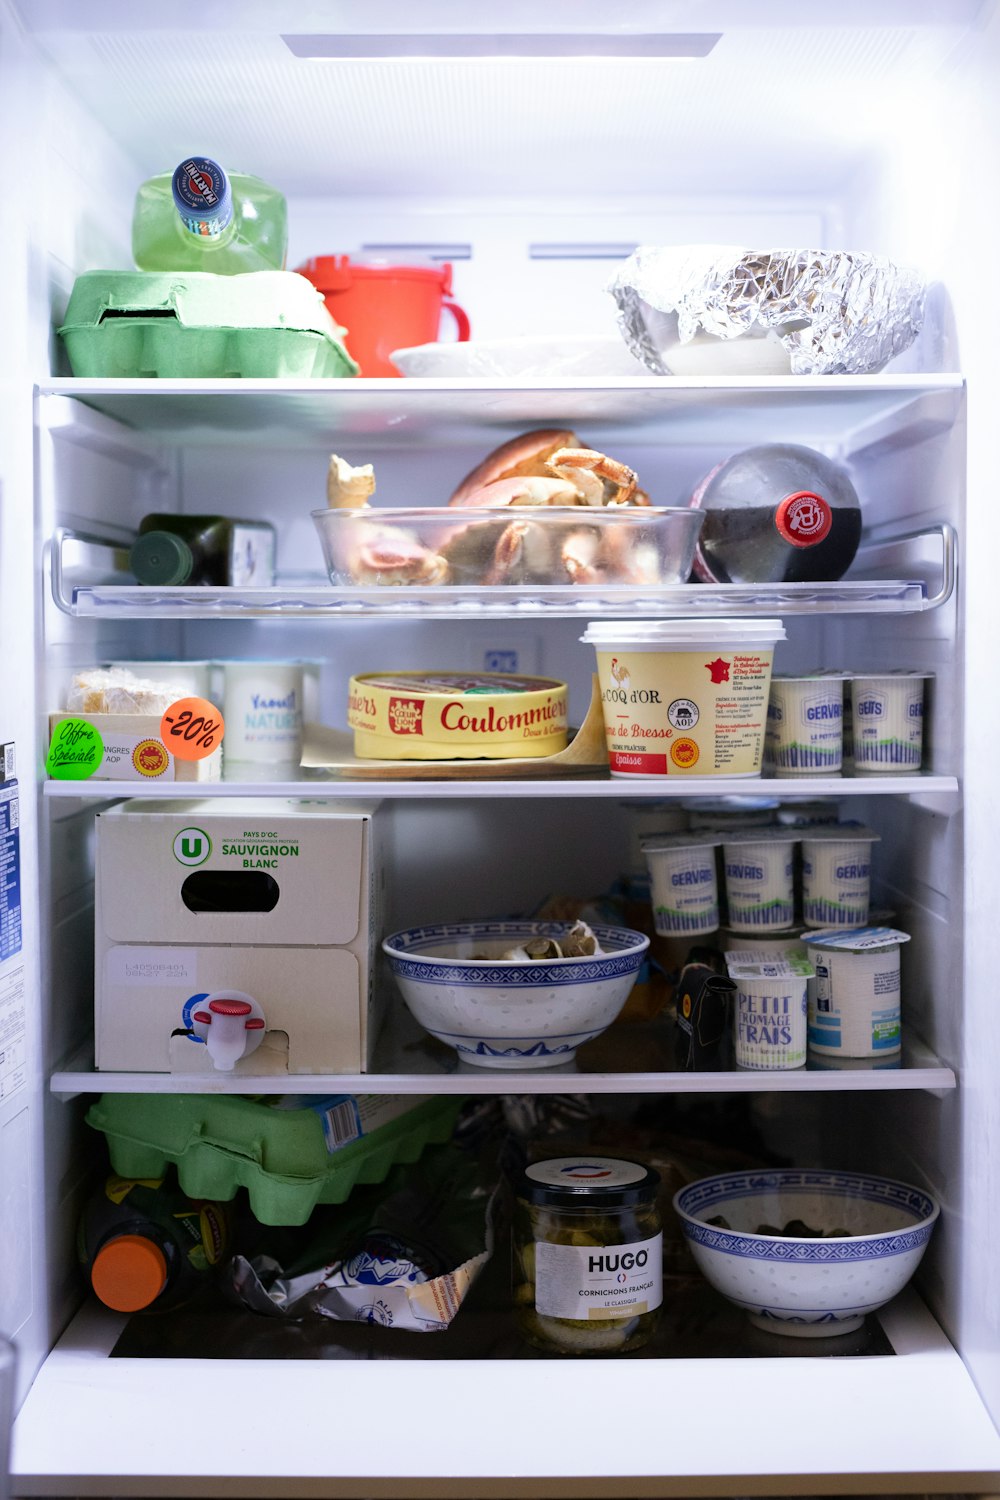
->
{"left": 295, "top": 255, "right": 471, "bottom": 376}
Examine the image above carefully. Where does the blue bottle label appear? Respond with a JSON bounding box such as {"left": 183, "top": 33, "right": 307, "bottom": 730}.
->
{"left": 171, "top": 157, "right": 233, "bottom": 239}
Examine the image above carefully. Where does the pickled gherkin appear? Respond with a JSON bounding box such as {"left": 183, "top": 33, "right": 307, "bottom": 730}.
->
{"left": 513, "top": 1157, "right": 662, "bottom": 1354}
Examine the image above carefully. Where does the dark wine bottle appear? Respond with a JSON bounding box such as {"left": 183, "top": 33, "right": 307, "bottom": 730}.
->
{"left": 129, "top": 513, "right": 276, "bottom": 587}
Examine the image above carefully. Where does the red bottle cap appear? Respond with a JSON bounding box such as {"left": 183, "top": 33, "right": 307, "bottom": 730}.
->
{"left": 91, "top": 1234, "right": 169, "bottom": 1312}
{"left": 774, "top": 491, "right": 833, "bottom": 547}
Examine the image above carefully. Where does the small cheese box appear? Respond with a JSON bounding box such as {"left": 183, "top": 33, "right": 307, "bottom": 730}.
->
{"left": 48, "top": 712, "right": 222, "bottom": 782}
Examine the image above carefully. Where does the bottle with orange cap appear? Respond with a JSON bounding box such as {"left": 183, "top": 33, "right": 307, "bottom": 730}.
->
{"left": 78, "top": 1174, "right": 230, "bottom": 1314}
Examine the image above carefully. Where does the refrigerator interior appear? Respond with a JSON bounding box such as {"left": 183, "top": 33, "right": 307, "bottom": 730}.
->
{"left": 3, "top": 0, "right": 1000, "bottom": 1493}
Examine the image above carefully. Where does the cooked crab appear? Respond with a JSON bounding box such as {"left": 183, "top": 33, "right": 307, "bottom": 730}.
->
{"left": 448, "top": 430, "right": 643, "bottom": 510}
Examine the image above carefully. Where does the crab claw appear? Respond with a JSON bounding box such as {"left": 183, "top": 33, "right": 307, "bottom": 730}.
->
{"left": 560, "top": 527, "right": 602, "bottom": 583}
{"left": 547, "top": 448, "right": 640, "bottom": 507}
{"left": 484, "top": 521, "right": 529, "bottom": 584}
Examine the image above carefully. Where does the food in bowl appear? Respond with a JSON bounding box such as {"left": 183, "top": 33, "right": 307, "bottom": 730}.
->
{"left": 382, "top": 920, "right": 650, "bottom": 1069}
{"left": 315, "top": 432, "right": 703, "bottom": 589}
{"left": 674, "top": 1167, "right": 938, "bottom": 1337}
{"left": 315, "top": 505, "right": 703, "bottom": 589}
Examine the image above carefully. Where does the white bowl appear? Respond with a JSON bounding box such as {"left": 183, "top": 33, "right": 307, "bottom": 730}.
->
{"left": 389, "top": 336, "right": 650, "bottom": 379}
{"left": 674, "top": 1168, "right": 939, "bottom": 1338}
{"left": 382, "top": 920, "right": 649, "bottom": 1069}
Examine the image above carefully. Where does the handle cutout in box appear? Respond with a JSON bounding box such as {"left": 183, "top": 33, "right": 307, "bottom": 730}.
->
{"left": 181, "top": 871, "right": 280, "bottom": 914}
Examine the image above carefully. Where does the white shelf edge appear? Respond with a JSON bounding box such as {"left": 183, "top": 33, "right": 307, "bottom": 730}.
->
{"left": 37, "top": 373, "right": 969, "bottom": 396}
{"left": 41, "top": 773, "right": 962, "bottom": 802}
{"left": 12, "top": 1288, "right": 1000, "bottom": 1495}
{"left": 49, "top": 1035, "right": 956, "bottom": 1099}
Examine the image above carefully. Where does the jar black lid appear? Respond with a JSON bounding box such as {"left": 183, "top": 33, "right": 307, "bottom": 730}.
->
{"left": 519, "top": 1156, "right": 660, "bottom": 1208}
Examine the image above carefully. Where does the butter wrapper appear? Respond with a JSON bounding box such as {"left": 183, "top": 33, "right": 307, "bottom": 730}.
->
{"left": 674, "top": 960, "right": 736, "bottom": 1071}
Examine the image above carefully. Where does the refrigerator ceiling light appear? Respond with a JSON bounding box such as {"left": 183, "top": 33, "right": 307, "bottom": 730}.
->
{"left": 281, "top": 33, "right": 722, "bottom": 60}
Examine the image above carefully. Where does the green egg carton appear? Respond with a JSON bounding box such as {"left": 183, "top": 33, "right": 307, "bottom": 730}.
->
{"left": 85, "top": 1091, "right": 464, "bottom": 1225}
{"left": 58, "top": 270, "right": 359, "bottom": 379}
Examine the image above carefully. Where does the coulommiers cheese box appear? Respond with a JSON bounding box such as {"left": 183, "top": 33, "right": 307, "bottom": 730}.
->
{"left": 94, "top": 798, "right": 383, "bottom": 1075}
{"left": 348, "top": 671, "right": 568, "bottom": 760}
{"left": 48, "top": 713, "right": 222, "bottom": 782}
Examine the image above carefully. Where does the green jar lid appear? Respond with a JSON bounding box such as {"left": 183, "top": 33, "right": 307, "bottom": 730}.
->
{"left": 130, "top": 530, "right": 194, "bottom": 586}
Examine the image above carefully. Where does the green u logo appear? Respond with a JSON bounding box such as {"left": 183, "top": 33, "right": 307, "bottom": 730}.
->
{"left": 173, "top": 826, "right": 211, "bottom": 866}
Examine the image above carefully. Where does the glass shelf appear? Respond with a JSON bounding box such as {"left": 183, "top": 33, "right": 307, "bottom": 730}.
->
{"left": 50, "top": 1025, "right": 955, "bottom": 1099}
{"left": 38, "top": 373, "right": 966, "bottom": 450}
{"left": 63, "top": 577, "right": 939, "bottom": 619}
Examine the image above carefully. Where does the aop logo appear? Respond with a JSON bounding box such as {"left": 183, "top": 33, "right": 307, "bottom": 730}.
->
{"left": 173, "top": 827, "right": 212, "bottom": 866}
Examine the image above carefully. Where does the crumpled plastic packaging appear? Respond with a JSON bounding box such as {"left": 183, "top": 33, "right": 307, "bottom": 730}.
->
{"left": 607, "top": 245, "right": 926, "bottom": 376}
{"left": 226, "top": 1141, "right": 496, "bottom": 1333}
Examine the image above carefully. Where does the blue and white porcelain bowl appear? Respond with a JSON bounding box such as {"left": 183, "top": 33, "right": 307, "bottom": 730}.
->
{"left": 674, "top": 1168, "right": 939, "bottom": 1337}
{"left": 382, "top": 920, "right": 649, "bottom": 1070}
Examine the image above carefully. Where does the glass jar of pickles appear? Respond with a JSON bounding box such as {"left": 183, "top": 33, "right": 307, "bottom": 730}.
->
{"left": 513, "top": 1156, "right": 662, "bottom": 1354}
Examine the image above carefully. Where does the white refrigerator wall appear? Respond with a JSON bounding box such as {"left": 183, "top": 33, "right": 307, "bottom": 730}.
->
{"left": 2, "top": 0, "right": 999, "bottom": 1449}
{"left": 836, "top": 4, "right": 1000, "bottom": 1429}
{"left": 0, "top": 5, "right": 148, "bottom": 1404}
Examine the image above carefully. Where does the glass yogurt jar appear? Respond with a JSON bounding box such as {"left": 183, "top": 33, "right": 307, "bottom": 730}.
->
{"left": 513, "top": 1157, "right": 662, "bottom": 1355}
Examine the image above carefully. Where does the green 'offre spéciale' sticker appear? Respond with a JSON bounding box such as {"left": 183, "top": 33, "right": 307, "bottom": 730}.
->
{"left": 46, "top": 719, "right": 103, "bottom": 779}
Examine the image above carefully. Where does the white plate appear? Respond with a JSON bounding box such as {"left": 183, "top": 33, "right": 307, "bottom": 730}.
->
{"left": 390, "top": 335, "right": 651, "bottom": 378}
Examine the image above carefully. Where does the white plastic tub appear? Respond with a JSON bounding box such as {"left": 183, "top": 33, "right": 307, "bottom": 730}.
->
{"left": 581, "top": 619, "right": 785, "bottom": 778}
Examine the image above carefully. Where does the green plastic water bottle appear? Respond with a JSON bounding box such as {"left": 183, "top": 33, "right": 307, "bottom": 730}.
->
{"left": 132, "top": 157, "right": 287, "bottom": 274}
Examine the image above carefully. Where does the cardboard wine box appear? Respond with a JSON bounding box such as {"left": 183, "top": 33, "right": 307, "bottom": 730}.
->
{"left": 94, "top": 798, "right": 383, "bottom": 1075}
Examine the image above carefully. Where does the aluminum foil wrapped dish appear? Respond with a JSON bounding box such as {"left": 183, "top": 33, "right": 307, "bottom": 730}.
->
{"left": 607, "top": 245, "right": 926, "bottom": 376}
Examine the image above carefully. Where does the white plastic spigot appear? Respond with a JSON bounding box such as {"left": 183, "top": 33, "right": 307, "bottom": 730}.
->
{"left": 188, "top": 990, "right": 266, "bottom": 1072}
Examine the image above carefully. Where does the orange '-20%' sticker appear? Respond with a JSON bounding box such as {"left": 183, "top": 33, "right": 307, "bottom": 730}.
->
{"left": 159, "top": 697, "right": 225, "bottom": 761}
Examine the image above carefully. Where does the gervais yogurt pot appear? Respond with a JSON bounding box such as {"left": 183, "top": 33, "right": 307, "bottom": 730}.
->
{"left": 801, "top": 825, "right": 880, "bottom": 929}
{"left": 721, "top": 828, "right": 799, "bottom": 933}
{"left": 684, "top": 795, "right": 779, "bottom": 832}
{"left": 766, "top": 674, "right": 844, "bottom": 775}
{"left": 581, "top": 620, "right": 785, "bottom": 778}
{"left": 347, "top": 671, "right": 568, "bottom": 759}
{"left": 848, "top": 671, "right": 932, "bottom": 772}
{"left": 641, "top": 832, "right": 721, "bottom": 937}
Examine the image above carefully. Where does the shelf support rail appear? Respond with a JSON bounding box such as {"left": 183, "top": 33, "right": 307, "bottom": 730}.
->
{"left": 50, "top": 521, "right": 958, "bottom": 616}
{"left": 852, "top": 521, "right": 956, "bottom": 611}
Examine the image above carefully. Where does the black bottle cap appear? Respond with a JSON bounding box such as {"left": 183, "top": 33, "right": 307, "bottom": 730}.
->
{"left": 130, "top": 530, "right": 194, "bottom": 586}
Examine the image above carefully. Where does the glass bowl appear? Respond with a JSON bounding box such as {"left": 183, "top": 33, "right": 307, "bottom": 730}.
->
{"left": 312, "top": 505, "right": 704, "bottom": 590}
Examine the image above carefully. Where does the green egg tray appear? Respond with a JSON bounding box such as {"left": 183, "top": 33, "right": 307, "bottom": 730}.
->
{"left": 59, "top": 269, "right": 359, "bottom": 379}
{"left": 85, "top": 1091, "right": 463, "bottom": 1225}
